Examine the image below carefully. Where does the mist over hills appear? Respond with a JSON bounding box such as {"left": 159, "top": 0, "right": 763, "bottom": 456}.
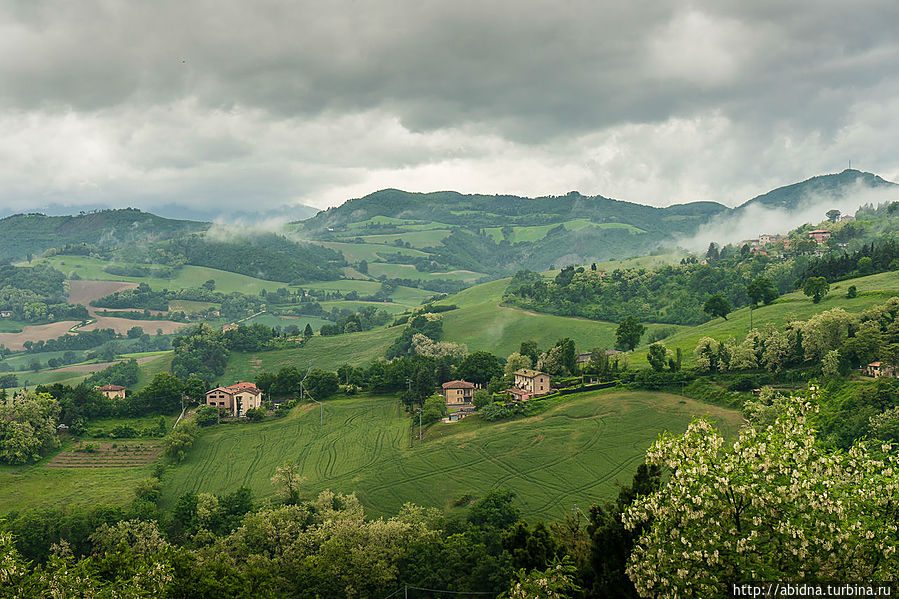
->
{"left": 2, "top": 169, "right": 896, "bottom": 270}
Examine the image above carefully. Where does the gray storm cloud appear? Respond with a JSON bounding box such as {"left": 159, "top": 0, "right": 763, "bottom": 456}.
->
{"left": 0, "top": 0, "right": 898, "bottom": 214}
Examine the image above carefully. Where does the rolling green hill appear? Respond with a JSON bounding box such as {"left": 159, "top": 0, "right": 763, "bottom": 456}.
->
{"left": 630, "top": 270, "right": 899, "bottom": 368}
{"left": 159, "top": 390, "right": 742, "bottom": 519}
{"left": 735, "top": 169, "right": 898, "bottom": 212}
{"left": 0, "top": 209, "right": 208, "bottom": 261}
{"left": 438, "top": 279, "right": 681, "bottom": 357}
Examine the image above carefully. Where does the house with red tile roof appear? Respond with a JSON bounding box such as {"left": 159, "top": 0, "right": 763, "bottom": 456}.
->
{"left": 205, "top": 382, "right": 263, "bottom": 417}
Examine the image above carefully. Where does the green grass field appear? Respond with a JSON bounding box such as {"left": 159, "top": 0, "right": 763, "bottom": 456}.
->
{"left": 0, "top": 319, "right": 25, "bottom": 333}
{"left": 366, "top": 263, "right": 486, "bottom": 282}
{"left": 438, "top": 279, "right": 682, "bottom": 357}
{"left": 349, "top": 230, "right": 452, "bottom": 248}
{"left": 630, "top": 270, "right": 899, "bottom": 368}
{"left": 318, "top": 300, "right": 411, "bottom": 315}
{"left": 168, "top": 299, "right": 217, "bottom": 313}
{"left": 40, "top": 256, "right": 292, "bottom": 294}
{"left": 482, "top": 220, "right": 644, "bottom": 243}
{"left": 0, "top": 454, "right": 158, "bottom": 517}
{"left": 343, "top": 216, "right": 453, "bottom": 232}
{"left": 316, "top": 241, "right": 428, "bottom": 263}
{"left": 242, "top": 313, "right": 331, "bottom": 332}
{"left": 222, "top": 326, "right": 400, "bottom": 381}
{"left": 160, "top": 390, "right": 742, "bottom": 519}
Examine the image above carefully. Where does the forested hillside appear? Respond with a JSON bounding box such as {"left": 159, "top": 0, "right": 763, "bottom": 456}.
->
{"left": 0, "top": 209, "right": 208, "bottom": 261}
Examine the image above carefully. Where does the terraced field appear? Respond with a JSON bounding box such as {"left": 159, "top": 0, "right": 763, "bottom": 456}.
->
{"left": 162, "top": 390, "right": 742, "bottom": 519}
{"left": 47, "top": 441, "right": 163, "bottom": 468}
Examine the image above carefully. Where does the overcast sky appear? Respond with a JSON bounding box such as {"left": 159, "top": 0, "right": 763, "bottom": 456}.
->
{"left": 2, "top": 0, "right": 899, "bottom": 216}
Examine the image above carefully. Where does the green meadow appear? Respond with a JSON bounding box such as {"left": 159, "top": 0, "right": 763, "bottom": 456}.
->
{"left": 366, "top": 263, "right": 486, "bottom": 282}
{"left": 438, "top": 279, "right": 683, "bottom": 357}
{"left": 161, "top": 390, "right": 742, "bottom": 519}
{"left": 630, "top": 270, "right": 899, "bottom": 368}
{"left": 482, "top": 219, "right": 644, "bottom": 243}
{"left": 351, "top": 229, "right": 452, "bottom": 248}
{"left": 316, "top": 241, "right": 428, "bottom": 263}
{"left": 39, "top": 256, "right": 291, "bottom": 295}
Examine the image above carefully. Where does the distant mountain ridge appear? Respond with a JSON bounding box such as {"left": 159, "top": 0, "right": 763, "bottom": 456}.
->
{"left": 3, "top": 170, "right": 895, "bottom": 270}
{"left": 735, "top": 169, "right": 898, "bottom": 212}
{"left": 0, "top": 209, "right": 209, "bottom": 261}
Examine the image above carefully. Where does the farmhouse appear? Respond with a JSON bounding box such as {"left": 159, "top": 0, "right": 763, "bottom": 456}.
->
{"left": 441, "top": 380, "right": 476, "bottom": 406}
{"left": 807, "top": 229, "right": 831, "bottom": 244}
{"left": 96, "top": 384, "right": 126, "bottom": 400}
{"left": 863, "top": 361, "right": 896, "bottom": 378}
{"left": 222, "top": 324, "right": 238, "bottom": 332}
{"left": 205, "top": 382, "right": 263, "bottom": 417}
{"left": 507, "top": 369, "right": 551, "bottom": 401}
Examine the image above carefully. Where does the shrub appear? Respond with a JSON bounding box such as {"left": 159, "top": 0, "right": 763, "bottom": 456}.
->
{"left": 244, "top": 407, "right": 265, "bottom": 421}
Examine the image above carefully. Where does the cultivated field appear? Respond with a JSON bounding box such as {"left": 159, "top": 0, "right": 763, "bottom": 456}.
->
{"left": 162, "top": 390, "right": 742, "bottom": 519}
{"left": 46, "top": 441, "right": 163, "bottom": 468}
{"left": 67, "top": 280, "right": 138, "bottom": 306}
{"left": 0, "top": 321, "right": 80, "bottom": 350}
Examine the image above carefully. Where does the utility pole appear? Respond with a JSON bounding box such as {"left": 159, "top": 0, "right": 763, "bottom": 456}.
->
{"left": 418, "top": 406, "right": 422, "bottom": 441}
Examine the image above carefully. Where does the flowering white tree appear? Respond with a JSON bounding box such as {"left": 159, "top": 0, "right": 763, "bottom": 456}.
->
{"left": 623, "top": 394, "right": 899, "bottom": 598}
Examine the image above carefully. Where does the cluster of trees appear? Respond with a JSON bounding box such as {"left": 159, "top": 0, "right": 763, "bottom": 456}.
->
{"left": 92, "top": 282, "right": 169, "bottom": 310}
{"left": 504, "top": 263, "right": 782, "bottom": 326}
{"left": 254, "top": 367, "right": 339, "bottom": 401}
{"left": 0, "top": 263, "right": 88, "bottom": 322}
{"left": 692, "top": 297, "right": 899, "bottom": 376}
{"left": 23, "top": 328, "right": 118, "bottom": 354}
{"left": 172, "top": 323, "right": 317, "bottom": 383}
{"left": 84, "top": 358, "right": 140, "bottom": 388}
{"left": 103, "top": 264, "right": 175, "bottom": 278}
{"left": 319, "top": 305, "right": 391, "bottom": 336}
{"left": 165, "top": 234, "right": 344, "bottom": 283}
{"left": 802, "top": 239, "right": 899, "bottom": 283}
{"left": 0, "top": 392, "right": 60, "bottom": 464}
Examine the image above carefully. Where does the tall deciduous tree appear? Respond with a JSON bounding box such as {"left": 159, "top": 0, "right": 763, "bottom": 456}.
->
{"left": 802, "top": 276, "right": 830, "bottom": 303}
{"left": 615, "top": 316, "right": 645, "bottom": 351}
{"left": 702, "top": 294, "right": 731, "bottom": 320}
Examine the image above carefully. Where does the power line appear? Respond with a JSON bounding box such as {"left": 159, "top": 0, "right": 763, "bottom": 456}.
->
{"left": 382, "top": 585, "right": 494, "bottom": 598}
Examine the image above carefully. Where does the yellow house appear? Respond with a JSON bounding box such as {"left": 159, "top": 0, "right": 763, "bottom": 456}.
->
{"left": 440, "top": 380, "right": 476, "bottom": 406}
{"left": 205, "top": 382, "right": 263, "bottom": 417}
{"left": 96, "top": 384, "right": 126, "bottom": 400}
{"left": 508, "top": 369, "right": 551, "bottom": 401}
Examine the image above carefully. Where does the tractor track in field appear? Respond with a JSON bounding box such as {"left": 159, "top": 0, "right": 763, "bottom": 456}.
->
{"left": 470, "top": 415, "right": 606, "bottom": 496}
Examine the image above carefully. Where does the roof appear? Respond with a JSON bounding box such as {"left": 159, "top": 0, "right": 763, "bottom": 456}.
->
{"left": 206, "top": 386, "right": 233, "bottom": 395}
{"left": 442, "top": 380, "right": 475, "bottom": 389}
{"left": 228, "top": 382, "right": 261, "bottom": 395}
{"left": 514, "top": 369, "right": 548, "bottom": 378}
{"left": 868, "top": 362, "right": 883, "bottom": 367}
{"left": 97, "top": 385, "right": 125, "bottom": 391}
{"left": 807, "top": 229, "right": 830, "bottom": 234}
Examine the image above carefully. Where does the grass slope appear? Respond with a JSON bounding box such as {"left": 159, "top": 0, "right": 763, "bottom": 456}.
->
{"left": 222, "top": 327, "right": 400, "bottom": 382}
{"left": 39, "top": 256, "right": 291, "bottom": 294}
{"left": 438, "top": 279, "right": 682, "bottom": 357}
{"left": 631, "top": 270, "right": 899, "bottom": 368}
{"left": 161, "top": 390, "right": 741, "bottom": 519}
